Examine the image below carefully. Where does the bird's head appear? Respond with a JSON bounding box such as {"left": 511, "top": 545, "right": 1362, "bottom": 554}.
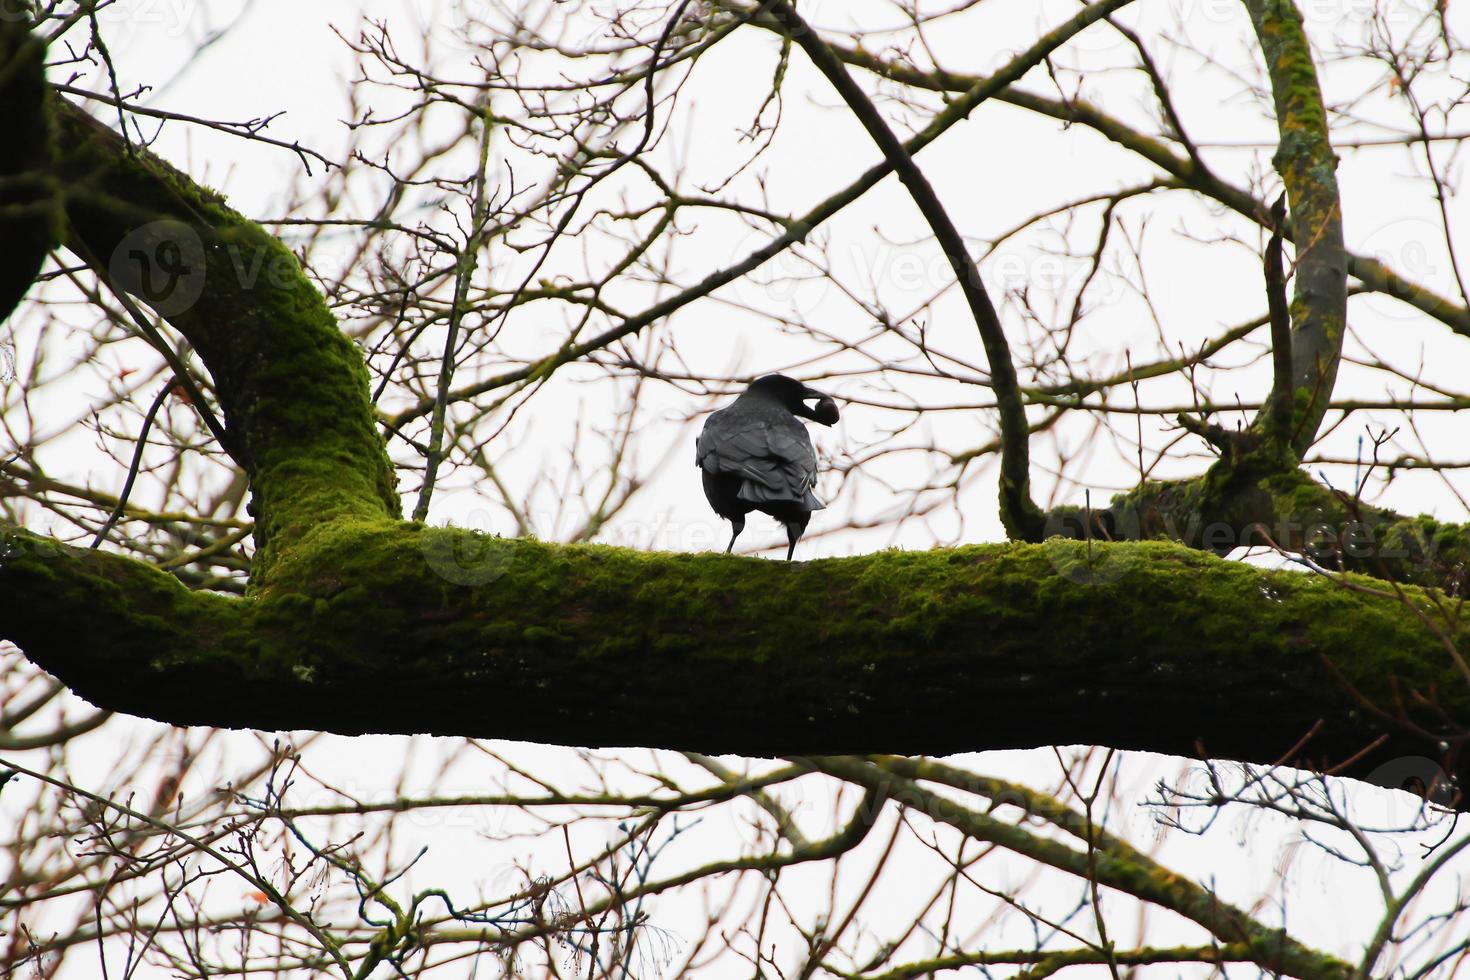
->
{"left": 745, "top": 374, "right": 840, "bottom": 426}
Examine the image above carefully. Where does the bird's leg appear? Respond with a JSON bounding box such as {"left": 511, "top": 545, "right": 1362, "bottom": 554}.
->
{"left": 726, "top": 518, "right": 745, "bottom": 554}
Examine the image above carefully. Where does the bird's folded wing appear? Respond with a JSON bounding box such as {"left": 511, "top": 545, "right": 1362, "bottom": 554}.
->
{"left": 697, "top": 416, "right": 822, "bottom": 509}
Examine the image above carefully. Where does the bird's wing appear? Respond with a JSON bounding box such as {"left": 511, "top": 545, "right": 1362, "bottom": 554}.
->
{"left": 695, "top": 409, "right": 726, "bottom": 468}
{"left": 697, "top": 410, "right": 822, "bottom": 509}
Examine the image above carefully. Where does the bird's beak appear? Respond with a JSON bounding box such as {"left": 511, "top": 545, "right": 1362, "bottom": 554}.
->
{"left": 798, "top": 386, "right": 840, "bottom": 426}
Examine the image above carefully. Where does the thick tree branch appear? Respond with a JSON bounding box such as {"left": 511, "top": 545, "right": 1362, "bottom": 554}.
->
{"left": 2, "top": 523, "right": 1466, "bottom": 805}
{"left": 1049, "top": 467, "right": 1470, "bottom": 591}
{"left": 1243, "top": 0, "right": 1348, "bottom": 453}
{"left": 51, "top": 99, "right": 400, "bottom": 579}
{"left": 0, "top": 9, "right": 57, "bottom": 324}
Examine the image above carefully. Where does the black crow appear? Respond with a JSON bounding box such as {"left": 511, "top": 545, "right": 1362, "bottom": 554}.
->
{"left": 696, "top": 375, "right": 839, "bottom": 560}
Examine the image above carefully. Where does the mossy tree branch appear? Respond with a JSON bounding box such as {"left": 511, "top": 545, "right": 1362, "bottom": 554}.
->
{"left": 51, "top": 100, "right": 399, "bottom": 581}
{"left": 1047, "top": 468, "right": 1470, "bottom": 591}
{"left": 1243, "top": 0, "right": 1348, "bottom": 455}
{"left": 1041, "top": 5, "right": 1453, "bottom": 598}
{"left": 3, "top": 522, "right": 1468, "bottom": 803}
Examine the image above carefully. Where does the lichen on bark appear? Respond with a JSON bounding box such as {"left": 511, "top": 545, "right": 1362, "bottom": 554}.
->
{"left": 1242, "top": 0, "right": 1348, "bottom": 452}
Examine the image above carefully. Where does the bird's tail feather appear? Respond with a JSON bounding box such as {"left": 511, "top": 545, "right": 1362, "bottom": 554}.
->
{"left": 736, "top": 482, "right": 825, "bottom": 511}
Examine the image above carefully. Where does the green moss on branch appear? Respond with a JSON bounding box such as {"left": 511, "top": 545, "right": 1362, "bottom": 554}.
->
{"left": 1049, "top": 466, "right": 1470, "bottom": 593}
{"left": 1244, "top": 0, "right": 1347, "bottom": 450}
{"left": 3, "top": 522, "right": 1466, "bottom": 803}
{"left": 51, "top": 102, "right": 400, "bottom": 581}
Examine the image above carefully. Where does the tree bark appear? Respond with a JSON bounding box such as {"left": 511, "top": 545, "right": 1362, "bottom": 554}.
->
{"left": 1242, "top": 0, "right": 1348, "bottom": 453}
{"left": 0, "top": 11, "right": 56, "bottom": 324}
{"left": 4, "top": 522, "right": 1468, "bottom": 804}
{"left": 1045, "top": 467, "right": 1470, "bottom": 592}
{"left": 50, "top": 100, "right": 400, "bottom": 580}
